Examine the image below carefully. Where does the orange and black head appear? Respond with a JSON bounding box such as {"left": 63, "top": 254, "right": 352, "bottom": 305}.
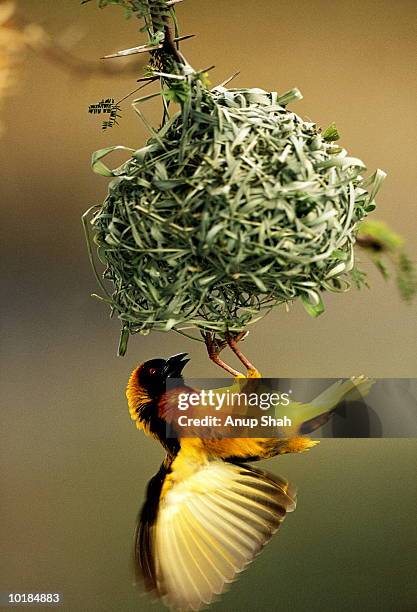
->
{"left": 127, "top": 353, "right": 189, "bottom": 432}
{"left": 136, "top": 353, "right": 189, "bottom": 398}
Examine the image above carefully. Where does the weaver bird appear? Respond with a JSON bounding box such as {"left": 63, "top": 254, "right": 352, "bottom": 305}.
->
{"left": 126, "top": 343, "right": 373, "bottom": 611}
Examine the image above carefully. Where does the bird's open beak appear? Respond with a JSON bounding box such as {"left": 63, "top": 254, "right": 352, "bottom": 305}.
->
{"left": 165, "top": 353, "right": 190, "bottom": 378}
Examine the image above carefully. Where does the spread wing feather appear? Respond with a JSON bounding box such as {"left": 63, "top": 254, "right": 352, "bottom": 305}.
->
{"left": 136, "top": 458, "right": 296, "bottom": 611}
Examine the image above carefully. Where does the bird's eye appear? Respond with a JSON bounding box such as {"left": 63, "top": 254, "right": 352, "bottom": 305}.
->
{"left": 148, "top": 368, "right": 157, "bottom": 375}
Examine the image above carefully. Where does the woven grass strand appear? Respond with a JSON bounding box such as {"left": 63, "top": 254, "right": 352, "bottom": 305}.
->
{"left": 85, "top": 77, "right": 385, "bottom": 353}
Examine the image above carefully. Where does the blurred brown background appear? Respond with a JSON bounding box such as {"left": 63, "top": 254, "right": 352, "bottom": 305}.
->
{"left": 1, "top": 1, "right": 416, "bottom": 611}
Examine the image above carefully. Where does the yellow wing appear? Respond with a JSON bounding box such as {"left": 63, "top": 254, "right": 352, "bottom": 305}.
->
{"left": 136, "top": 450, "right": 296, "bottom": 611}
{"left": 280, "top": 375, "right": 374, "bottom": 436}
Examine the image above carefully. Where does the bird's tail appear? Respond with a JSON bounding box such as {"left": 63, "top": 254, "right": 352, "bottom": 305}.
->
{"left": 281, "top": 376, "right": 374, "bottom": 437}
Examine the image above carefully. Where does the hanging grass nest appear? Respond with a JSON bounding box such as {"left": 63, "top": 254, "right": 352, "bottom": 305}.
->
{"left": 85, "top": 76, "right": 385, "bottom": 353}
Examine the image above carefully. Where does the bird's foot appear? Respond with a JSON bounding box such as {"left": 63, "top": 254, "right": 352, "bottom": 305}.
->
{"left": 225, "top": 331, "right": 261, "bottom": 378}
{"left": 202, "top": 331, "right": 243, "bottom": 378}
{"left": 247, "top": 368, "right": 261, "bottom": 378}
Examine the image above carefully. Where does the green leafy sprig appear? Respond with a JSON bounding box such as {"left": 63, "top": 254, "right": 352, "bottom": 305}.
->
{"left": 88, "top": 98, "right": 122, "bottom": 130}
{"left": 357, "top": 220, "right": 417, "bottom": 303}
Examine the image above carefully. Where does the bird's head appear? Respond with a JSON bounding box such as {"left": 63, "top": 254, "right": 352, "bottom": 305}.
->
{"left": 136, "top": 353, "right": 190, "bottom": 397}
{"left": 127, "top": 353, "right": 190, "bottom": 426}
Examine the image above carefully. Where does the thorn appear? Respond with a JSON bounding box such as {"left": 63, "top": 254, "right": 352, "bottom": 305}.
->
{"left": 102, "top": 35, "right": 195, "bottom": 60}
{"left": 136, "top": 76, "right": 159, "bottom": 83}
{"left": 216, "top": 71, "right": 241, "bottom": 88}
{"left": 147, "top": 71, "right": 186, "bottom": 80}
{"left": 198, "top": 64, "right": 215, "bottom": 74}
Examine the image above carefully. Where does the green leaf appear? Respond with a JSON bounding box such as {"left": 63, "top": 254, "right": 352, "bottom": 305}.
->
{"left": 396, "top": 252, "right": 417, "bottom": 303}
{"left": 152, "top": 178, "right": 184, "bottom": 190}
{"left": 301, "top": 293, "right": 325, "bottom": 318}
{"left": 372, "top": 255, "right": 390, "bottom": 279}
{"left": 91, "top": 145, "right": 134, "bottom": 176}
{"left": 247, "top": 273, "right": 267, "bottom": 293}
{"left": 117, "top": 326, "right": 129, "bottom": 357}
{"left": 358, "top": 219, "right": 403, "bottom": 252}
{"left": 322, "top": 122, "right": 340, "bottom": 142}
{"left": 350, "top": 266, "right": 369, "bottom": 289}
